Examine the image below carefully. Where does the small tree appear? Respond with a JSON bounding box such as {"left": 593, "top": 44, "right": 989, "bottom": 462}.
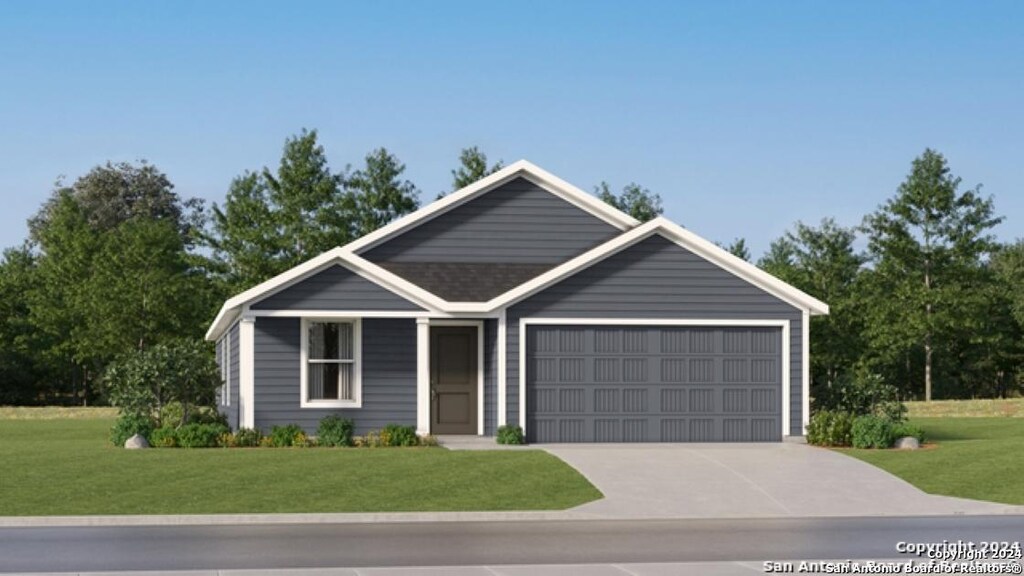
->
{"left": 104, "top": 340, "right": 221, "bottom": 431}
{"left": 595, "top": 182, "right": 663, "bottom": 222}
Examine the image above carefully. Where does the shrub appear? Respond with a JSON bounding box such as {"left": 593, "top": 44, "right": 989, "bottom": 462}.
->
{"left": 357, "top": 431, "right": 381, "bottom": 448}
{"left": 892, "top": 421, "right": 925, "bottom": 443}
{"left": 150, "top": 425, "right": 179, "bottom": 448}
{"left": 160, "top": 402, "right": 228, "bottom": 428}
{"left": 851, "top": 414, "right": 896, "bottom": 449}
{"left": 380, "top": 424, "right": 419, "bottom": 447}
{"left": 806, "top": 410, "right": 855, "bottom": 447}
{"left": 496, "top": 424, "right": 525, "bottom": 445}
{"left": 419, "top": 434, "right": 439, "bottom": 447}
{"left": 813, "top": 368, "right": 905, "bottom": 422}
{"left": 317, "top": 415, "right": 354, "bottom": 447}
{"left": 217, "top": 432, "right": 236, "bottom": 448}
{"left": 258, "top": 435, "right": 274, "bottom": 448}
{"left": 234, "top": 427, "right": 262, "bottom": 447}
{"left": 177, "top": 423, "right": 229, "bottom": 448}
{"left": 110, "top": 412, "right": 154, "bottom": 447}
{"left": 269, "top": 424, "right": 304, "bottom": 447}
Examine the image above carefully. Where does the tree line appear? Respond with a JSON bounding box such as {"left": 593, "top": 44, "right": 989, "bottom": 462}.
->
{"left": 0, "top": 132, "right": 1020, "bottom": 406}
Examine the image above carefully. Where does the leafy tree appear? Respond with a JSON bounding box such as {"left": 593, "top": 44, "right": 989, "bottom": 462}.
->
{"left": 209, "top": 129, "right": 351, "bottom": 291}
{"left": 861, "top": 149, "right": 1003, "bottom": 400}
{"left": 0, "top": 248, "right": 45, "bottom": 404}
{"left": 346, "top": 147, "right": 419, "bottom": 238}
{"left": 595, "top": 182, "right": 663, "bottom": 222}
{"left": 723, "top": 238, "right": 751, "bottom": 261}
{"left": 449, "top": 146, "right": 503, "bottom": 192}
{"left": 760, "top": 219, "right": 867, "bottom": 395}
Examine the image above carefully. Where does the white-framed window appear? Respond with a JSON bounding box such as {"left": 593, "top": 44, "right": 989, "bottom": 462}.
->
{"left": 220, "top": 332, "right": 231, "bottom": 406}
{"left": 300, "top": 318, "right": 362, "bottom": 408}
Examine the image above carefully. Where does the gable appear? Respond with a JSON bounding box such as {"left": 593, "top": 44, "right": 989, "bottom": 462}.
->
{"left": 360, "top": 177, "right": 622, "bottom": 265}
{"left": 251, "top": 264, "right": 425, "bottom": 311}
{"left": 510, "top": 234, "right": 802, "bottom": 318}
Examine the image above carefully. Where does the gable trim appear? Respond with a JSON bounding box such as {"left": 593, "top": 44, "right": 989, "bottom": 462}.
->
{"left": 342, "top": 160, "right": 640, "bottom": 255}
{"left": 482, "top": 217, "right": 830, "bottom": 315}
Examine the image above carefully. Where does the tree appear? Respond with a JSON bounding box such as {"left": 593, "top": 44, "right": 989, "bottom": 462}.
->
{"left": 861, "top": 149, "right": 1003, "bottom": 400}
{"left": 449, "top": 146, "right": 503, "bottom": 192}
{"left": 595, "top": 182, "right": 663, "bottom": 221}
{"left": 209, "top": 129, "right": 351, "bottom": 291}
{"left": 759, "top": 219, "right": 866, "bottom": 396}
{"left": 0, "top": 247, "right": 45, "bottom": 404}
{"left": 723, "top": 238, "right": 750, "bottom": 261}
{"left": 346, "top": 147, "right": 420, "bottom": 238}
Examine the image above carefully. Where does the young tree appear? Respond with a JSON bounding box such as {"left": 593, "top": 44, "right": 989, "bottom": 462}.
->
{"left": 449, "top": 146, "right": 503, "bottom": 192}
{"left": 723, "top": 238, "right": 751, "bottom": 261}
{"left": 346, "top": 147, "right": 420, "bottom": 238}
{"left": 595, "top": 182, "right": 663, "bottom": 222}
{"left": 861, "top": 149, "right": 1003, "bottom": 400}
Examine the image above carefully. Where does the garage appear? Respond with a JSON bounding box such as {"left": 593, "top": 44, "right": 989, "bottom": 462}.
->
{"left": 525, "top": 324, "right": 784, "bottom": 443}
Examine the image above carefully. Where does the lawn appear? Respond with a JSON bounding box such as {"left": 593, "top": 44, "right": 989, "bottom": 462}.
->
{"left": 841, "top": 416, "right": 1024, "bottom": 505}
{"left": 0, "top": 410, "right": 601, "bottom": 516}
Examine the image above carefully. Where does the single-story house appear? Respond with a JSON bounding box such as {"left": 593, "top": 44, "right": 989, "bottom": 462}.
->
{"left": 206, "top": 160, "right": 828, "bottom": 442}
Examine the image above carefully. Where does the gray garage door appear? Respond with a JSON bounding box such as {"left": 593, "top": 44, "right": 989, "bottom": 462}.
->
{"left": 526, "top": 325, "right": 783, "bottom": 443}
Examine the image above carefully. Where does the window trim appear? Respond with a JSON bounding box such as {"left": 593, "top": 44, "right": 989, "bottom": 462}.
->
{"left": 300, "top": 317, "right": 363, "bottom": 408}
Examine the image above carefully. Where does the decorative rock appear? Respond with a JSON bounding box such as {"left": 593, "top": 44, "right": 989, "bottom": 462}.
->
{"left": 893, "top": 436, "right": 920, "bottom": 450}
{"left": 124, "top": 434, "right": 150, "bottom": 449}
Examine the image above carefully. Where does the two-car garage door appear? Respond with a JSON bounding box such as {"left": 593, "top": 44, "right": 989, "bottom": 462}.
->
{"left": 525, "top": 324, "right": 784, "bottom": 443}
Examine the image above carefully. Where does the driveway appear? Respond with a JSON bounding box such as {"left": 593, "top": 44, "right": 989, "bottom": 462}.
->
{"left": 543, "top": 443, "right": 1023, "bottom": 518}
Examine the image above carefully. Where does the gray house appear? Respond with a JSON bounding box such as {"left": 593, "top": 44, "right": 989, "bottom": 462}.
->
{"left": 207, "top": 161, "right": 828, "bottom": 442}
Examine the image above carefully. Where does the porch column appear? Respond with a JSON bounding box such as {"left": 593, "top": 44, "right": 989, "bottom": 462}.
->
{"left": 239, "top": 315, "right": 256, "bottom": 429}
{"left": 416, "top": 318, "right": 430, "bottom": 436}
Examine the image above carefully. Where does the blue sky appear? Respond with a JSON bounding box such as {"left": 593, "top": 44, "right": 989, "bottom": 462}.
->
{"left": 1, "top": 1, "right": 1021, "bottom": 257}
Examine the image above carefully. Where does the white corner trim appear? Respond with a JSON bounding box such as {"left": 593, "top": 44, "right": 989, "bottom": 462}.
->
{"left": 802, "top": 310, "right": 811, "bottom": 435}
{"left": 299, "top": 317, "right": 363, "bottom": 409}
{"left": 518, "top": 318, "right": 793, "bottom": 439}
{"left": 485, "top": 218, "right": 830, "bottom": 316}
{"left": 340, "top": 160, "right": 639, "bottom": 255}
{"left": 239, "top": 316, "right": 255, "bottom": 429}
{"left": 497, "top": 310, "right": 507, "bottom": 428}
{"left": 416, "top": 318, "right": 430, "bottom": 436}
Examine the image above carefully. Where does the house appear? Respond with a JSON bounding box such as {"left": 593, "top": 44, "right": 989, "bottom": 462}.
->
{"left": 206, "top": 161, "right": 828, "bottom": 443}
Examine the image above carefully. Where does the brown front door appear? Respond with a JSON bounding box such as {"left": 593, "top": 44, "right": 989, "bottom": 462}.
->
{"left": 430, "top": 325, "right": 477, "bottom": 435}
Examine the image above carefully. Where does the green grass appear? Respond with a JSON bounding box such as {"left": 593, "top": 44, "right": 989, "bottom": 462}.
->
{"left": 842, "top": 417, "right": 1024, "bottom": 505}
{"left": 0, "top": 406, "right": 119, "bottom": 419}
{"left": 905, "top": 397, "right": 1024, "bottom": 418}
{"left": 0, "top": 416, "right": 601, "bottom": 516}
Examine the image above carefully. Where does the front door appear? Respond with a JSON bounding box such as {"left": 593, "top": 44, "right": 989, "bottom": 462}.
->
{"left": 430, "top": 325, "right": 478, "bottom": 435}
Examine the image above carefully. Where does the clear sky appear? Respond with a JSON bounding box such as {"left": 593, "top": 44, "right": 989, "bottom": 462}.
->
{"left": 1, "top": 1, "right": 1021, "bottom": 258}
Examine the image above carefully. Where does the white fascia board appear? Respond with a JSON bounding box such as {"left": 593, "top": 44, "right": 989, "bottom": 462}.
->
{"left": 482, "top": 217, "right": 830, "bottom": 316}
{"left": 340, "top": 160, "right": 639, "bottom": 255}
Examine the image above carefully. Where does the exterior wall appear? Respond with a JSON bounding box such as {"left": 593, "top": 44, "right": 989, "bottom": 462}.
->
{"left": 484, "top": 318, "right": 498, "bottom": 436}
{"left": 252, "top": 317, "right": 417, "bottom": 434}
{"left": 360, "top": 177, "right": 621, "bottom": 264}
{"left": 505, "top": 234, "right": 805, "bottom": 436}
{"left": 216, "top": 321, "right": 241, "bottom": 430}
{"left": 252, "top": 264, "right": 425, "bottom": 311}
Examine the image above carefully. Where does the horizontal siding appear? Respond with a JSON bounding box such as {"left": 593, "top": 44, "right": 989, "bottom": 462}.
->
{"left": 228, "top": 322, "right": 240, "bottom": 430}
{"left": 253, "top": 317, "right": 417, "bottom": 434}
{"left": 484, "top": 318, "right": 497, "bottom": 436}
{"left": 252, "top": 265, "right": 424, "bottom": 311}
{"left": 506, "top": 234, "right": 805, "bottom": 436}
{"left": 361, "top": 177, "right": 621, "bottom": 264}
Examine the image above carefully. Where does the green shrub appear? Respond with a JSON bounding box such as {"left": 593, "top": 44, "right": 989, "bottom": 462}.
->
{"left": 269, "top": 424, "right": 304, "bottom": 447}
{"left": 177, "top": 423, "right": 229, "bottom": 448}
{"left": 150, "top": 425, "right": 179, "bottom": 448}
{"left": 317, "top": 415, "right": 354, "bottom": 447}
{"left": 217, "top": 432, "right": 236, "bottom": 448}
{"left": 813, "top": 368, "right": 906, "bottom": 421}
{"left": 234, "top": 427, "right": 262, "bottom": 447}
{"left": 110, "top": 413, "right": 154, "bottom": 447}
{"left": 419, "top": 435, "right": 439, "bottom": 447}
{"left": 806, "top": 410, "right": 855, "bottom": 447}
{"left": 380, "top": 424, "right": 418, "bottom": 447}
{"left": 892, "top": 421, "right": 925, "bottom": 443}
{"left": 496, "top": 424, "right": 525, "bottom": 445}
{"left": 851, "top": 414, "right": 896, "bottom": 449}
{"left": 160, "top": 402, "right": 228, "bottom": 428}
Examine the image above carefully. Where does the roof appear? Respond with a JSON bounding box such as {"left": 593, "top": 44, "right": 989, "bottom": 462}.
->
{"left": 205, "top": 162, "right": 829, "bottom": 341}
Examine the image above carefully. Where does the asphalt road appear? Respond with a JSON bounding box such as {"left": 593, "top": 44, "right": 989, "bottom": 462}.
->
{"left": 1, "top": 515, "right": 1021, "bottom": 573}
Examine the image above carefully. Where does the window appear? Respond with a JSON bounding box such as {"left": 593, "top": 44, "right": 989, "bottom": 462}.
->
{"left": 301, "top": 319, "right": 361, "bottom": 407}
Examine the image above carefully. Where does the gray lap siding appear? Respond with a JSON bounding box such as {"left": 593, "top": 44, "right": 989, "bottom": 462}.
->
{"left": 216, "top": 321, "right": 241, "bottom": 430}
{"left": 251, "top": 265, "right": 424, "bottom": 311}
{"left": 506, "top": 234, "right": 805, "bottom": 437}
{"left": 253, "top": 317, "right": 417, "bottom": 435}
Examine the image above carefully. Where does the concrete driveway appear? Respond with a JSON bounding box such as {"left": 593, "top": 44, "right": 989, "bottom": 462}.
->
{"left": 543, "top": 443, "right": 1024, "bottom": 519}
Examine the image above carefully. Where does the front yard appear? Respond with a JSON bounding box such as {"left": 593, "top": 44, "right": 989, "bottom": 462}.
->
{"left": 841, "top": 412, "right": 1024, "bottom": 505}
{"left": 0, "top": 409, "right": 601, "bottom": 516}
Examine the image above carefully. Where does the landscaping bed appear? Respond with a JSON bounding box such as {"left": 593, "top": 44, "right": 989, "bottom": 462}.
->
{"left": 0, "top": 411, "right": 601, "bottom": 515}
